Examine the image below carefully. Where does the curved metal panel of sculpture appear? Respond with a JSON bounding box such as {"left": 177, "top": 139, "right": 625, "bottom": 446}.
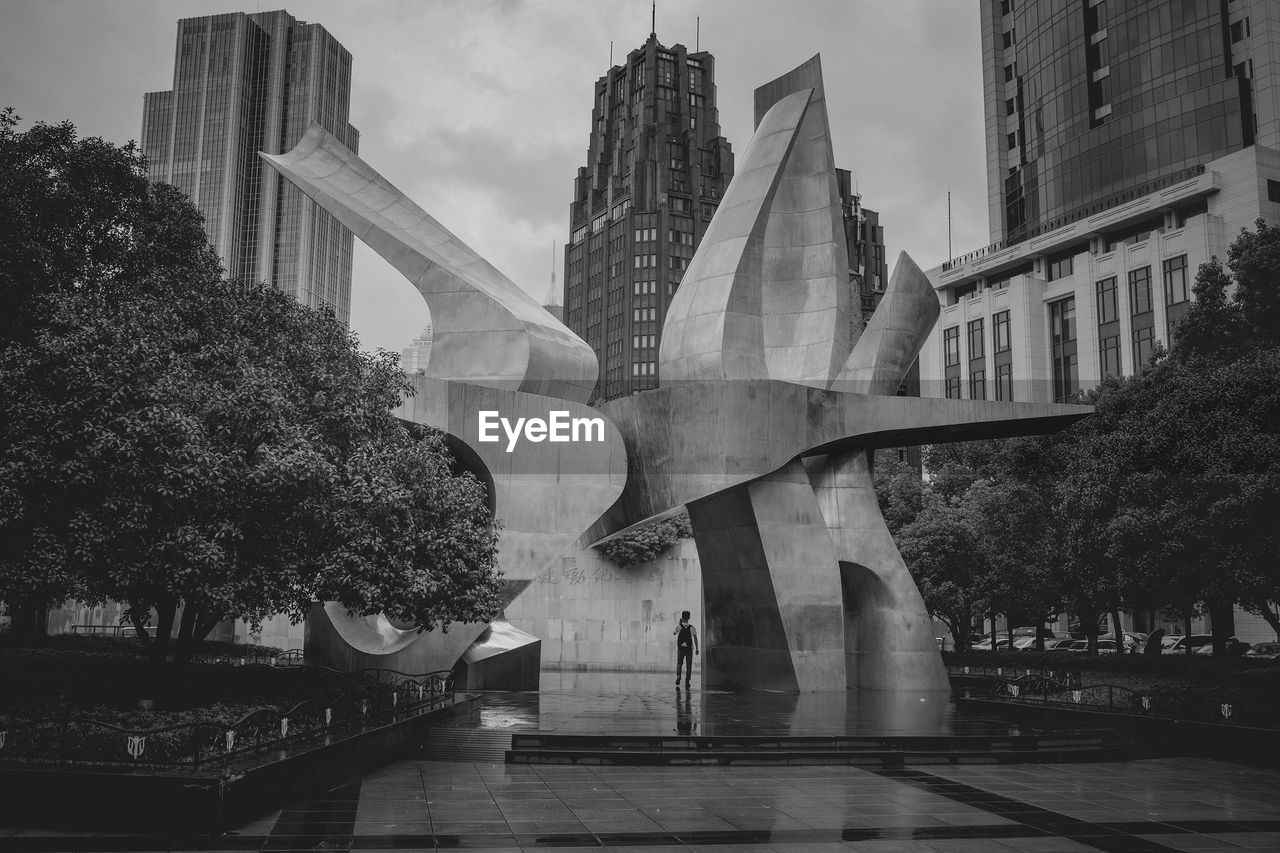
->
{"left": 659, "top": 57, "right": 851, "bottom": 388}
{"left": 260, "top": 126, "right": 597, "bottom": 403}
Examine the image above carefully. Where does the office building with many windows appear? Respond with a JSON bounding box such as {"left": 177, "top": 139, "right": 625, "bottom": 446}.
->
{"left": 142, "top": 10, "right": 360, "bottom": 325}
{"left": 923, "top": 0, "right": 1280, "bottom": 405}
{"left": 563, "top": 32, "right": 734, "bottom": 401}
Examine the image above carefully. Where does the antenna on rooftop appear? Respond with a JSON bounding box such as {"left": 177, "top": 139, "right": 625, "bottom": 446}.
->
{"left": 651, "top": 0, "right": 656, "bottom": 38}
{"left": 696, "top": 16, "right": 700, "bottom": 52}
{"left": 610, "top": 40, "right": 614, "bottom": 65}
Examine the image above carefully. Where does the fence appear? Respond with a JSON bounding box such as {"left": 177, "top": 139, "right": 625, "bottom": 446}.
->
{"left": 977, "top": 673, "right": 1273, "bottom": 729}
{"left": 0, "top": 664, "right": 454, "bottom": 770}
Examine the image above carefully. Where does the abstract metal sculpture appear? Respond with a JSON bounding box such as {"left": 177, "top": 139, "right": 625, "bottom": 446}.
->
{"left": 263, "top": 56, "right": 1089, "bottom": 692}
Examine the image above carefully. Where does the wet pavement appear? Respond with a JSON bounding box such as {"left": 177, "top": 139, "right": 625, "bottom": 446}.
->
{"left": 4, "top": 673, "right": 1279, "bottom": 851}
{"left": 463, "top": 670, "right": 1090, "bottom": 738}
{"left": 6, "top": 757, "right": 1280, "bottom": 851}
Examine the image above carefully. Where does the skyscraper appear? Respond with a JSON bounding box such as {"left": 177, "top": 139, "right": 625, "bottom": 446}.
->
{"left": 837, "top": 168, "right": 889, "bottom": 342}
{"left": 142, "top": 10, "right": 359, "bottom": 326}
{"left": 924, "top": 0, "right": 1280, "bottom": 405}
{"left": 564, "top": 33, "right": 734, "bottom": 401}
{"left": 400, "top": 324, "right": 433, "bottom": 375}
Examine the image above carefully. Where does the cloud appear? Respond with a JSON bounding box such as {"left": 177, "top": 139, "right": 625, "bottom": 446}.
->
{"left": 0, "top": 0, "right": 989, "bottom": 354}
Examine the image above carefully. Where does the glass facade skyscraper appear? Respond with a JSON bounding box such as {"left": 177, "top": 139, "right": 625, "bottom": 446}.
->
{"left": 142, "top": 10, "right": 359, "bottom": 325}
{"left": 986, "top": 0, "right": 1258, "bottom": 245}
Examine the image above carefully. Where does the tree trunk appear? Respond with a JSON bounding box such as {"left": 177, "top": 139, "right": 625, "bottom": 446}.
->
{"left": 1208, "top": 600, "right": 1234, "bottom": 657}
{"left": 1110, "top": 608, "right": 1125, "bottom": 654}
{"left": 149, "top": 599, "right": 177, "bottom": 666}
{"left": 1184, "top": 610, "right": 1194, "bottom": 655}
{"left": 990, "top": 612, "right": 997, "bottom": 650}
{"left": 1247, "top": 599, "right": 1280, "bottom": 641}
{"left": 1084, "top": 604, "right": 1099, "bottom": 655}
{"left": 172, "top": 602, "right": 199, "bottom": 666}
{"left": 8, "top": 595, "right": 48, "bottom": 643}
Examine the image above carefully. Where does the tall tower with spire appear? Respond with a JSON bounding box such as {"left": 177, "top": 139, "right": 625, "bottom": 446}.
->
{"left": 564, "top": 31, "right": 734, "bottom": 401}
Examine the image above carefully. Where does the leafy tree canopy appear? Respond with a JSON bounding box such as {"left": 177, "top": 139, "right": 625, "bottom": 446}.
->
{"left": 0, "top": 113, "right": 502, "bottom": 662}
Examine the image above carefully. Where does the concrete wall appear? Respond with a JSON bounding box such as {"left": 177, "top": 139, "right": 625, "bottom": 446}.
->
{"left": 505, "top": 538, "right": 703, "bottom": 673}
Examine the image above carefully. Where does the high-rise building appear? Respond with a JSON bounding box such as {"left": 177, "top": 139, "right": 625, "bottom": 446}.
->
{"left": 924, "top": 0, "right": 1280, "bottom": 406}
{"left": 142, "top": 10, "right": 360, "bottom": 326}
{"left": 564, "top": 33, "right": 734, "bottom": 401}
{"left": 401, "top": 324, "right": 433, "bottom": 375}
{"left": 837, "top": 168, "right": 889, "bottom": 342}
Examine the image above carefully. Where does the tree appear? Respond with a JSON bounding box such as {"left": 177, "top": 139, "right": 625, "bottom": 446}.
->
{"left": 1, "top": 109, "right": 223, "bottom": 636}
{"left": 897, "top": 495, "right": 987, "bottom": 653}
{"left": 0, "top": 115, "right": 503, "bottom": 664}
{"left": 0, "top": 109, "right": 218, "bottom": 345}
{"left": 596, "top": 512, "right": 692, "bottom": 567}
{"left": 872, "top": 452, "right": 925, "bottom": 539}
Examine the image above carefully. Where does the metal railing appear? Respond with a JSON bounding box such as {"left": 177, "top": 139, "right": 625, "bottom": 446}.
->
{"left": 941, "top": 164, "right": 1207, "bottom": 272}
{"left": 947, "top": 661, "right": 1082, "bottom": 689}
{"left": 0, "top": 665, "right": 455, "bottom": 770}
{"left": 976, "top": 674, "right": 1274, "bottom": 729}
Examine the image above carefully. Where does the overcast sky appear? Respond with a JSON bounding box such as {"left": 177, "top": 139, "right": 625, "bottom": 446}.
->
{"left": 1, "top": 0, "right": 988, "bottom": 355}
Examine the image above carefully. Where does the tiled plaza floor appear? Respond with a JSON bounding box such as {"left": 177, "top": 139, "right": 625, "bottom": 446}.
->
{"left": 4, "top": 757, "right": 1280, "bottom": 852}
{"left": 3, "top": 675, "right": 1278, "bottom": 851}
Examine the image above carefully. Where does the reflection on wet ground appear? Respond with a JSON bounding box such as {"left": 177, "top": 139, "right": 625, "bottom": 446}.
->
{"left": 459, "top": 670, "right": 1081, "bottom": 737}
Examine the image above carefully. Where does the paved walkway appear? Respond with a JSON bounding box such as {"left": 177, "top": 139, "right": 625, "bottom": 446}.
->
{"left": 3, "top": 675, "right": 1278, "bottom": 851}
{"left": 4, "top": 757, "right": 1279, "bottom": 851}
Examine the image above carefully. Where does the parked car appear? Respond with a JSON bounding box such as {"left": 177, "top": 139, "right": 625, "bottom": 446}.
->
{"left": 1041, "top": 638, "right": 1076, "bottom": 651}
{"left": 1099, "top": 632, "right": 1143, "bottom": 652}
{"left": 1191, "top": 637, "right": 1252, "bottom": 657}
{"left": 1012, "top": 634, "right": 1072, "bottom": 650}
{"left": 971, "top": 637, "right": 1013, "bottom": 651}
{"left": 1245, "top": 642, "right": 1280, "bottom": 660}
{"left": 1161, "top": 634, "right": 1213, "bottom": 654}
{"left": 1068, "top": 639, "right": 1121, "bottom": 653}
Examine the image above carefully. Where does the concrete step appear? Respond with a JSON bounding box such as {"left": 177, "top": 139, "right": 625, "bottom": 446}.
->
{"left": 505, "top": 731, "right": 1135, "bottom": 766}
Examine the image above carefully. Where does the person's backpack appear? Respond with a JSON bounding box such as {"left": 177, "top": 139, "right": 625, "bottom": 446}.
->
{"left": 677, "top": 623, "right": 693, "bottom": 649}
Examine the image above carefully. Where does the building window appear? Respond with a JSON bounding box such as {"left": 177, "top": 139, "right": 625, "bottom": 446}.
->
{"left": 1100, "top": 334, "right": 1122, "bottom": 377}
{"left": 967, "top": 319, "right": 984, "bottom": 360}
{"left": 943, "top": 327, "right": 960, "bottom": 367}
{"left": 1050, "top": 297, "right": 1078, "bottom": 403}
{"left": 1007, "top": 131, "right": 1017, "bottom": 150}
{"left": 945, "top": 376, "right": 961, "bottom": 399}
{"left": 993, "top": 310, "right": 1011, "bottom": 353}
{"left": 1163, "top": 256, "right": 1189, "bottom": 305}
{"left": 995, "top": 362, "right": 1013, "bottom": 401}
{"left": 1268, "top": 179, "right": 1280, "bottom": 203}
{"left": 1096, "top": 277, "right": 1118, "bottom": 324}
{"left": 1231, "top": 20, "right": 1243, "bottom": 42}
{"left": 1004, "top": 64, "right": 1014, "bottom": 82}
{"left": 1002, "top": 29, "right": 1014, "bottom": 49}
{"left": 1006, "top": 97, "right": 1016, "bottom": 116}
{"left": 1129, "top": 267, "right": 1153, "bottom": 316}
{"left": 969, "top": 369, "right": 986, "bottom": 401}
{"left": 1047, "top": 254, "right": 1074, "bottom": 281}
{"left": 1132, "top": 326, "right": 1155, "bottom": 368}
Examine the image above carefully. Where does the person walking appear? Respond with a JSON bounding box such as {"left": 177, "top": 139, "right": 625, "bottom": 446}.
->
{"left": 674, "top": 610, "right": 698, "bottom": 688}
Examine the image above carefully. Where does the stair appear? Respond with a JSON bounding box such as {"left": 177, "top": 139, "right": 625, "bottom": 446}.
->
{"left": 506, "top": 731, "right": 1135, "bottom": 766}
{"left": 416, "top": 727, "right": 512, "bottom": 762}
